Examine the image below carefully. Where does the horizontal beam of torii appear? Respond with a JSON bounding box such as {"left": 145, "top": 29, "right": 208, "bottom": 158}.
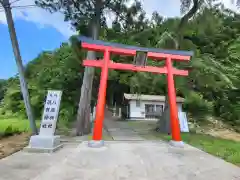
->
{"left": 76, "top": 36, "right": 194, "bottom": 146}
{"left": 83, "top": 60, "right": 189, "bottom": 75}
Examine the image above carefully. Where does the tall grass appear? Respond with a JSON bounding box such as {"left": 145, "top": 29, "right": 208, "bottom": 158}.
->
{"left": 0, "top": 117, "right": 41, "bottom": 136}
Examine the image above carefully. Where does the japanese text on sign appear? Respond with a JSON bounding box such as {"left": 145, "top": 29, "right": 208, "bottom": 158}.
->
{"left": 39, "top": 90, "right": 62, "bottom": 136}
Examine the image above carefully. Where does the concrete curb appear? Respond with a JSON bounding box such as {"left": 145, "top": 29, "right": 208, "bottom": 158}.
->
{"left": 169, "top": 140, "right": 185, "bottom": 148}
{"left": 88, "top": 140, "right": 104, "bottom": 148}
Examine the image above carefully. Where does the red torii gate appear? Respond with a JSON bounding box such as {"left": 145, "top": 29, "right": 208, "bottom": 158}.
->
{"left": 77, "top": 36, "right": 193, "bottom": 146}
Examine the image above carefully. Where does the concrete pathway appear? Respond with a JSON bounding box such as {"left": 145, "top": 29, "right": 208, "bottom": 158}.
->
{"left": 1, "top": 111, "right": 239, "bottom": 179}
{"left": 0, "top": 141, "right": 239, "bottom": 180}
{"left": 104, "top": 111, "right": 144, "bottom": 141}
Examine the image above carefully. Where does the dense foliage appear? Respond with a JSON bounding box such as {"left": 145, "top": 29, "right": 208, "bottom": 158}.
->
{"left": 0, "top": 79, "right": 6, "bottom": 102}
{"left": 0, "top": 5, "right": 239, "bottom": 129}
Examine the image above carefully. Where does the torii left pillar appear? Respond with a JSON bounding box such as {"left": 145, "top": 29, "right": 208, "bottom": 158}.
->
{"left": 88, "top": 49, "right": 110, "bottom": 147}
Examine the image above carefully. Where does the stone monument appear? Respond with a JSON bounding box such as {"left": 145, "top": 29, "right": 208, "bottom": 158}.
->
{"left": 157, "top": 106, "right": 171, "bottom": 134}
{"left": 158, "top": 105, "right": 189, "bottom": 133}
{"left": 24, "top": 90, "right": 63, "bottom": 153}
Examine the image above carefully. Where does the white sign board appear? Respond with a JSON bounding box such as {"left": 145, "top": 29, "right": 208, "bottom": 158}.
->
{"left": 178, "top": 112, "right": 189, "bottom": 132}
{"left": 39, "top": 90, "right": 62, "bottom": 136}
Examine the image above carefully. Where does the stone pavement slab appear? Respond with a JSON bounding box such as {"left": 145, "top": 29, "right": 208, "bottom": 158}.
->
{"left": 107, "top": 128, "right": 145, "bottom": 141}
{"left": 1, "top": 141, "right": 239, "bottom": 180}
{"left": 0, "top": 143, "right": 78, "bottom": 180}
{"left": 104, "top": 115, "right": 145, "bottom": 141}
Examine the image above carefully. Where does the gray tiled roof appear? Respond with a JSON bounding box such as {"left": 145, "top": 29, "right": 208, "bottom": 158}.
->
{"left": 124, "top": 93, "right": 185, "bottom": 103}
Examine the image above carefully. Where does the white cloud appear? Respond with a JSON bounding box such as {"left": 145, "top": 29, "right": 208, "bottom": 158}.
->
{"left": 0, "top": 0, "right": 239, "bottom": 38}
{"left": 141, "top": 0, "right": 181, "bottom": 18}
{"left": 141, "top": 0, "right": 239, "bottom": 18}
{"left": 0, "top": 0, "right": 75, "bottom": 37}
{"left": 221, "top": 0, "right": 240, "bottom": 12}
{"left": 105, "top": 0, "right": 181, "bottom": 27}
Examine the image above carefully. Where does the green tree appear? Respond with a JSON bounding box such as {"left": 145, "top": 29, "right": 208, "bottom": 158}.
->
{"left": 1, "top": 43, "right": 83, "bottom": 124}
{"left": 0, "top": 79, "right": 6, "bottom": 102}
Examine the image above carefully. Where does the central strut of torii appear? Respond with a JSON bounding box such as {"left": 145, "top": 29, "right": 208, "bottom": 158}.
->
{"left": 77, "top": 36, "right": 193, "bottom": 147}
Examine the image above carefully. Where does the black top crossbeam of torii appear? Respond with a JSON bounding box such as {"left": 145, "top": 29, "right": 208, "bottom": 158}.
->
{"left": 77, "top": 36, "right": 194, "bottom": 57}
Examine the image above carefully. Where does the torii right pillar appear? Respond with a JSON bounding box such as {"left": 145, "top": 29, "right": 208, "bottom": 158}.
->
{"left": 166, "top": 56, "right": 182, "bottom": 146}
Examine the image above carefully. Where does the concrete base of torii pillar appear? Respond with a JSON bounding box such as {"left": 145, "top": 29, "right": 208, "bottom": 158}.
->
{"left": 88, "top": 140, "right": 105, "bottom": 148}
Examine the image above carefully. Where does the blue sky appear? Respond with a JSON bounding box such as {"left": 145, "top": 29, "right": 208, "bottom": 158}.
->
{"left": 0, "top": 20, "right": 68, "bottom": 79}
{"left": 0, "top": 0, "right": 236, "bottom": 79}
